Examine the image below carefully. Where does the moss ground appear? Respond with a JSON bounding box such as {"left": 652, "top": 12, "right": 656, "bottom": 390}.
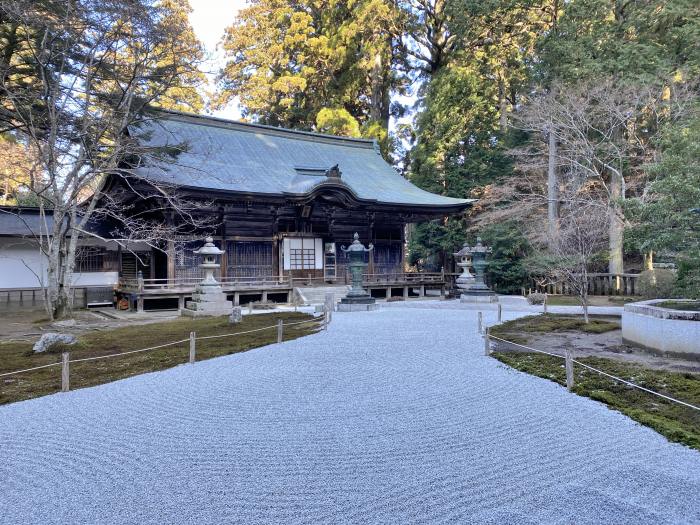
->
{"left": 0, "top": 312, "right": 318, "bottom": 405}
{"left": 490, "top": 314, "right": 700, "bottom": 450}
{"left": 545, "top": 295, "right": 639, "bottom": 306}
{"left": 489, "top": 314, "right": 619, "bottom": 345}
{"left": 655, "top": 300, "right": 700, "bottom": 312}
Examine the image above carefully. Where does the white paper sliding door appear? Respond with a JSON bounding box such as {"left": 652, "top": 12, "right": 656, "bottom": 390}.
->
{"left": 282, "top": 237, "right": 323, "bottom": 271}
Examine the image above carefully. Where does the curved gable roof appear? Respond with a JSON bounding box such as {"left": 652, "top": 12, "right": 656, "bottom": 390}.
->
{"left": 128, "top": 110, "right": 474, "bottom": 211}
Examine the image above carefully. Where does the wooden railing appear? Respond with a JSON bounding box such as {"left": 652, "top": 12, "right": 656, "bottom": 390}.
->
{"left": 361, "top": 272, "right": 445, "bottom": 284}
{"left": 119, "top": 275, "right": 292, "bottom": 292}
{"left": 289, "top": 271, "right": 446, "bottom": 286}
{"left": 530, "top": 273, "right": 640, "bottom": 296}
{"left": 121, "top": 271, "right": 448, "bottom": 292}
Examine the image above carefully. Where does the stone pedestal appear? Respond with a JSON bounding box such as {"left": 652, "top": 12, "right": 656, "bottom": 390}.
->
{"left": 453, "top": 237, "right": 498, "bottom": 304}
{"left": 460, "top": 291, "right": 498, "bottom": 303}
{"left": 181, "top": 237, "right": 233, "bottom": 318}
{"left": 181, "top": 283, "right": 232, "bottom": 317}
{"left": 337, "top": 302, "right": 379, "bottom": 312}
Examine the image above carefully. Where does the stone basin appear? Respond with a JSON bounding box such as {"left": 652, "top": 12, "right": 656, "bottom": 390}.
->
{"left": 622, "top": 299, "right": 700, "bottom": 357}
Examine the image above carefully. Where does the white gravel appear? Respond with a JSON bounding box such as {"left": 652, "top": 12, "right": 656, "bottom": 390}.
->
{"left": 1, "top": 306, "right": 699, "bottom": 524}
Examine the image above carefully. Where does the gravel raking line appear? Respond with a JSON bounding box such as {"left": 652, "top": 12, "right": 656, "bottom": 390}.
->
{"left": 1, "top": 307, "right": 699, "bottom": 524}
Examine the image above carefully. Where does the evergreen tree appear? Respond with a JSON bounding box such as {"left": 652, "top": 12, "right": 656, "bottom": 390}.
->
{"left": 215, "top": 0, "right": 403, "bottom": 142}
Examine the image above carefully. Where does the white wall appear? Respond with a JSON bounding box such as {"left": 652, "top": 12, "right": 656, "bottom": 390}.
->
{"left": 0, "top": 237, "right": 119, "bottom": 290}
{"left": 0, "top": 238, "right": 47, "bottom": 289}
{"left": 622, "top": 310, "right": 700, "bottom": 356}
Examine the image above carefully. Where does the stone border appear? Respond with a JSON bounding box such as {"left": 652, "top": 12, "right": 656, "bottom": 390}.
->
{"left": 624, "top": 299, "right": 700, "bottom": 321}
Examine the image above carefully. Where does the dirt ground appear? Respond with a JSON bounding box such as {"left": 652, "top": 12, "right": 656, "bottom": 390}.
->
{"left": 493, "top": 327, "right": 700, "bottom": 374}
{"left": 0, "top": 307, "right": 181, "bottom": 343}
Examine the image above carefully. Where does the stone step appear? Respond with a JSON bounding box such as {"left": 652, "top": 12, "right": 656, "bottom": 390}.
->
{"left": 295, "top": 285, "right": 351, "bottom": 305}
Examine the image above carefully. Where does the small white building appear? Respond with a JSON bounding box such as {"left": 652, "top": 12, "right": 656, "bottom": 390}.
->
{"left": 0, "top": 206, "right": 120, "bottom": 307}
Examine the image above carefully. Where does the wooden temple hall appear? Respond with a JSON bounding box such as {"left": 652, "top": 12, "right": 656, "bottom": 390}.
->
{"left": 107, "top": 110, "right": 473, "bottom": 309}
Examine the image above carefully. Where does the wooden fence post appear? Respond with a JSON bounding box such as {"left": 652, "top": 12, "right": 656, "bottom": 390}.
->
{"left": 478, "top": 311, "right": 483, "bottom": 334}
{"left": 497, "top": 303, "right": 502, "bottom": 323}
{"left": 543, "top": 293, "right": 548, "bottom": 314}
{"left": 61, "top": 352, "right": 70, "bottom": 392}
{"left": 277, "top": 319, "right": 283, "bottom": 343}
{"left": 483, "top": 328, "right": 490, "bottom": 356}
{"left": 565, "top": 347, "right": 575, "bottom": 391}
{"left": 189, "top": 331, "right": 196, "bottom": 364}
{"left": 248, "top": 302, "right": 253, "bottom": 315}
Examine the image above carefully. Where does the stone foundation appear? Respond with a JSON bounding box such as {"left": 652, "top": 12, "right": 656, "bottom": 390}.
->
{"left": 337, "top": 302, "right": 379, "bottom": 312}
{"left": 460, "top": 293, "right": 498, "bottom": 304}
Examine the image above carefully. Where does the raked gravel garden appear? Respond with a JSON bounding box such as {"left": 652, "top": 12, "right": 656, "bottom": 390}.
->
{"left": 1, "top": 305, "right": 700, "bottom": 524}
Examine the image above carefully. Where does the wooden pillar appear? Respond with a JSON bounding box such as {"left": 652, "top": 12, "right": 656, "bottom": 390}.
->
{"left": 273, "top": 238, "right": 280, "bottom": 278}
{"left": 150, "top": 247, "right": 156, "bottom": 280}
{"left": 385, "top": 287, "right": 391, "bottom": 299}
{"left": 403, "top": 286, "right": 408, "bottom": 300}
{"left": 178, "top": 295, "right": 185, "bottom": 310}
{"left": 367, "top": 212, "right": 375, "bottom": 275}
{"left": 234, "top": 292, "right": 240, "bottom": 306}
{"left": 261, "top": 290, "right": 268, "bottom": 302}
{"left": 272, "top": 207, "right": 280, "bottom": 278}
{"left": 167, "top": 239, "right": 175, "bottom": 281}
{"left": 220, "top": 212, "right": 228, "bottom": 279}
{"left": 166, "top": 212, "right": 176, "bottom": 281}
{"left": 400, "top": 220, "right": 407, "bottom": 274}
{"left": 419, "top": 285, "right": 425, "bottom": 297}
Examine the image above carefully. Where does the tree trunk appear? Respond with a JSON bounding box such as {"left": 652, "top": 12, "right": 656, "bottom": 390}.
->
{"left": 498, "top": 78, "right": 508, "bottom": 133}
{"left": 370, "top": 52, "right": 383, "bottom": 124}
{"left": 608, "top": 173, "right": 624, "bottom": 276}
{"left": 547, "top": 130, "right": 559, "bottom": 247}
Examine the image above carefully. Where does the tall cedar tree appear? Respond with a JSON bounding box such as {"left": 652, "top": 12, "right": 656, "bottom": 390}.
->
{"left": 407, "top": 0, "right": 551, "bottom": 271}
{"left": 216, "top": 0, "right": 403, "bottom": 153}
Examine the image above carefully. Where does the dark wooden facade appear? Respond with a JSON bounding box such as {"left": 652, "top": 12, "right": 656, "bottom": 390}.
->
{"left": 134, "top": 191, "right": 427, "bottom": 284}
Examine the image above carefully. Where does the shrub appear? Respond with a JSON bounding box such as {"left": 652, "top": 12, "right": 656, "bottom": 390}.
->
{"left": 637, "top": 269, "right": 677, "bottom": 298}
{"left": 673, "top": 257, "right": 700, "bottom": 299}
{"left": 527, "top": 292, "right": 546, "bottom": 305}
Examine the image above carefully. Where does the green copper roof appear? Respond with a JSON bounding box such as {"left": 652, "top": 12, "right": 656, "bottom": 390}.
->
{"left": 129, "top": 110, "right": 474, "bottom": 211}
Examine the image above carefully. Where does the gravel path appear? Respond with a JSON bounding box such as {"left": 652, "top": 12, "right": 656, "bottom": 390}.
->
{"left": 1, "top": 307, "right": 699, "bottom": 524}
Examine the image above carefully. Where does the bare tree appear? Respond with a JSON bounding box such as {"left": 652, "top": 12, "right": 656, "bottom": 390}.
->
{"left": 526, "top": 193, "right": 610, "bottom": 322}
{"left": 0, "top": 0, "right": 207, "bottom": 319}
{"left": 510, "top": 78, "right": 691, "bottom": 276}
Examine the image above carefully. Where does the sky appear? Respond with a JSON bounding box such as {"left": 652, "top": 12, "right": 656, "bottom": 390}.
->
{"left": 188, "top": 0, "right": 246, "bottom": 119}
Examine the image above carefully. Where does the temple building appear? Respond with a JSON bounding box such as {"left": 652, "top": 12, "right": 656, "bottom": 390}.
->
{"left": 0, "top": 110, "right": 473, "bottom": 309}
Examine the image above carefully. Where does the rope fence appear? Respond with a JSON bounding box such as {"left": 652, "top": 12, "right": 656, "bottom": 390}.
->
{"left": 1, "top": 308, "right": 329, "bottom": 395}
{"left": 480, "top": 313, "right": 700, "bottom": 412}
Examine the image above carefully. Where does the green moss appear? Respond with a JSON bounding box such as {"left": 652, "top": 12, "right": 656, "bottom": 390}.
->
{"left": 545, "top": 296, "right": 640, "bottom": 307}
{"left": 489, "top": 315, "right": 619, "bottom": 345}
{"left": 655, "top": 301, "right": 700, "bottom": 312}
{"left": 0, "top": 312, "right": 319, "bottom": 405}
{"left": 493, "top": 352, "right": 700, "bottom": 450}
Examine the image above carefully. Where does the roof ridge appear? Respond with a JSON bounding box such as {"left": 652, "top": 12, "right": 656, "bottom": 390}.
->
{"left": 146, "top": 108, "right": 377, "bottom": 149}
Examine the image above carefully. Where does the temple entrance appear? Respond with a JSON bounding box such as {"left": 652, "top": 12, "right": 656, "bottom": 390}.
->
{"left": 282, "top": 237, "right": 323, "bottom": 280}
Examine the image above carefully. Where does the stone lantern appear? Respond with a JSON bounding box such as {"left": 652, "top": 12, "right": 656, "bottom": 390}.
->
{"left": 338, "top": 233, "right": 378, "bottom": 312}
{"left": 453, "top": 241, "right": 476, "bottom": 291}
{"left": 455, "top": 237, "right": 497, "bottom": 303}
{"left": 181, "top": 236, "right": 233, "bottom": 317}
